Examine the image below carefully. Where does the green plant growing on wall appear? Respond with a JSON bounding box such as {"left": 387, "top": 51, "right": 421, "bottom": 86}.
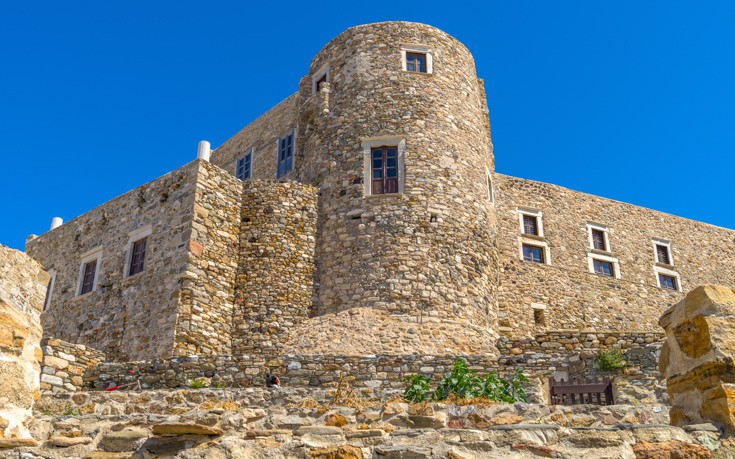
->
{"left": 190, "top": 378, "right": 207, "bottom": 389}
{"left": 594, "top": 349, "right": 627, "bottom": 373}
{"left": 403, "top": 374, "right": 432, "bottom": 403}
{"left": 402, "top": 358, "right": 529, "bottom": 403}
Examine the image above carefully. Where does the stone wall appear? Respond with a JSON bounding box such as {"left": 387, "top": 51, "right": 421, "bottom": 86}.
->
{"left": 211, "top": 94, "right": 299, "bottom": 180}
{"left": 0, "top": 245, "right": 48, "bottom": 441}
{"left": 40, "top": 338, "right": 105, "bottom": 393}
{"left": 27, "top": 387, "right": 721, "bottom": 459}
{"left": 25, "top": 162, "right": 201, "bottom": 360}
{"left": 173, "top": 160, "right": 242, "bottom": 356}
{"left": 297, "top": 22, "right": 497, "bottom": 332}
{"left": 494, "top": 174, "right": 735, "bottom": 338}
{"left": 233, "top": 180, "right": 318, "bottom": 355}
{"left": 25, "top": 160, "right": 244, "bottom": 361}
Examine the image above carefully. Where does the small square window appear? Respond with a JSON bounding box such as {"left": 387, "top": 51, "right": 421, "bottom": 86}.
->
{"left": 406, "top": 52, "right": 427, "bottom": 73}
{"left": 533, "top": 308, "right": 546, "bottom": 326}
{"left": 522, "top": 244, "right": 545, "bottom": 263}
{"left": 656, "top": 244, "right": 671, "bottom": 264}
{"left": 659, "top": 274, "right": 677, "bottom": 290}
{"left": 591, "top": 229, "right": 607, "bottom": 251}
{"left": 523, "top": 215, "right": 539, "bottom": 236}
{"left": 128, "top": 237, "right": 147, "bottom": 276}
{"left": 79, "top": 260, "right": 97, "bottom": 295}
{"left": 236, "top": 150, "right": 253, "bottom": 180}
{"left": 593, "top": 259, "right": 614, "bottom": 277}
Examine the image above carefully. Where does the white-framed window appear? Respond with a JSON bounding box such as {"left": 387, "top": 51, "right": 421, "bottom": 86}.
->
{"left": 361, "top": 136, "right": 406, "bottom": 196}
{"left": 518, "top": 240, "right": 551, "bottom": 265}
{"left": 654, "top": 265, "right": 682, "bottom": 292}
{"left": 44, "top": 269, "right": 56, "bottom": 311}
{"left": 587, "top": 222, "right": 611, "bottom": 252}
{"left": 76, "top": 247, "right": 103, "bottom": 297}
{"left": 124, "top": 225, "right": 152, "bottom": 278}
{"left": 236, "top": 148, "right": 253, "bottom": 180}
{"left": 312, "top": 64, "right": 329, "bottom": 93}
{"left": 517, "top": 208, "right": 544, "bottom": 237}
{"left": 652, "top": 238, "right": 681, "bottom": 291}
{"left": 586, "top": 252, "right": 621, "bottom": 279}
{"left": 653, "top": 238, "right": 674, "bottom": 265}
{"left": 401, "top": 45, "right": 433, "bottom": 74}
{"left": 276, "top": 129, "right": 295, "bottom": 179}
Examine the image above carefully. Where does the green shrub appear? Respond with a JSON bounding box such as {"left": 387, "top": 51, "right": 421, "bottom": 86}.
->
{"left": 401, "top": 358, "right": 529, "bottom": 403}
{"left": 190, "top": 378, "right": 207, "bottom": 389}
{"left": 403, "top": 374, "right": 432, "bottom": 403}
{"left": 482, "top": 369, "right": 529, "bottom": 403}
{"left": 433, "top": 358, "right": 484, "bottom": 400}
{"left": 594, "top": 349, "right": 627, "bottom": 372}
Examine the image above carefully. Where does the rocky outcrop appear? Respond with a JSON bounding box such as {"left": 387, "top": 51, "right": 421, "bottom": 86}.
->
{"left": 659, "top": 285, "right": 735, "bottom": 433}
{"left": 0, "top": 245, "right": 49, "bottom": 440}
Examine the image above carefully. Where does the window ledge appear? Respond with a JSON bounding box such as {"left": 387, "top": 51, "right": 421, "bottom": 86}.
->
{"left": 402, "top": 71, "right": 434, "bottom": 77}
{"left": 655, "top": 262, "right": 675, "bottom": 270}
{"left": 520, "top": 234, "right": 545, "bottom": 242}
{"left": 122, "top": 271, "right": 146, "bottom": 284}
{"left": 71, "top": 290, "right": 97, "bottom": 302}
{"left": 589, "top": 248, "right": 614, "bottom": 257}
{"left": 364, "top": 193, "right": 403, "bottom": 200}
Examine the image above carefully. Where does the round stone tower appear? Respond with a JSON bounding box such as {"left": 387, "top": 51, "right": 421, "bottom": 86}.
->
{"left": 292, "top": 22, "right": 497, "bottom": 337}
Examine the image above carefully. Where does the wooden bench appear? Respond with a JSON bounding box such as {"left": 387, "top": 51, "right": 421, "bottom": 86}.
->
{"left": 549, "top": 377, "right": 614, "bottom": 405}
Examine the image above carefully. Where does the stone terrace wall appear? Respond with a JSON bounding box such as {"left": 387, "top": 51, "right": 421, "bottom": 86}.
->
{"left": 40, "top": 338, "right": 105, "bottom": 392}
{"left": 173, "top": 161, "right": 242, "bottom": 356}
{"left": 0, "top": 245, "right": 48, "bottom": 440}
{"left": 233, "top": 180, "right": 318, "bottom": 355}
{"left": 494, "top": 174, "right": 735, "bottom": 338}
{"left": 26, "top": 161, "right": 202, "bottom": 360}
{"left": 211, "top": 94, "right": 299, "bottom": 181}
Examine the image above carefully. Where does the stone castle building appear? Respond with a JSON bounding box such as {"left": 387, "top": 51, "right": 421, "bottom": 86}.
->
{"left": 25, "top": 22, "right": 735, "bottom": 361}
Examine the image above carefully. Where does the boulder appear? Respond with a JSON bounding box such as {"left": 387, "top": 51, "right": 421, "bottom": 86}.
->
{"left": 659, "top": 285, "right": 735, "bottom": 433}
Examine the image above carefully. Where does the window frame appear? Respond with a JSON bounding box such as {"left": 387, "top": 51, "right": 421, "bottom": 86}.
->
{"left": 586, "top": 252, "right": 621, "bottom": 279}
{"left": 370, "top": 146, "right": 400, "bottom": 195}
{"left": 276, "top": 129, "right": 295, "bottom": 179}
{"left": 400, "top": 45, "right": 433, "bottom": 74}
{"left": 522, "top": 243, "right": 546, "bottom": 264}
{"left": 517, "top": 208, "right": 544, "bottom": 237}
{"left": 124, "top": 225, "right": 152, "bottom": 279}
{"left": 658, "top": 273, "right": 678, "bottom": 290}
{"left": 653, "top": 238, "right": 674, "bottom": 265}
{"left": 75, "top": 246, "right": 103, "bottom": 297}
{"left": 586, "top": 222, "right": 611, "bottom": 253}
{"left": 361, "top": 137, "right": 406, "bottom": 196}
{"left": 236, "top": 148, "right": 254, "bottom": 180}
{"left": 311, "top": 65, "right": 329, "bottom": 94}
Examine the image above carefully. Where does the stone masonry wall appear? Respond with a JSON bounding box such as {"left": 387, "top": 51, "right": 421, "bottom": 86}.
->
{"left": 40, "top": 338, "right": 105, "bottom": 392}
{"left": 0, "top": 245, "right": 48, "bottom": 440}
{"left": 495, "top": 174, "right": 735, "bottom": 338}
{"left": 211, "top": 94, "right": 299, "bottom": 181}
{"left": 233, "top": 180, "right": 318, "bottom": 355}
{"left": 26, "top": 162, "right": 201, "bottom": 360}
{"left": 296, "top": 22, "right": 497, "bottom": 331}
{"left": 173, "top": 161, "right": 242, "bottom": 356}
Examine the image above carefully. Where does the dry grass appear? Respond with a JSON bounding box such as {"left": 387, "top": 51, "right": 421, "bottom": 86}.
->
{"left": 197, "top": 400, "right": 242, "bottom": 411}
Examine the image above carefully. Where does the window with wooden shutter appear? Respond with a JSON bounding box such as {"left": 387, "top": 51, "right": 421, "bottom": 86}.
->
{"left": 523, "top": 215, "right": 539, "bottom": 236}
{"left": 277, "top": 131, "right": 294, "bottom": 179}
{"left": 128, "top": 238, "right": 147, "bottom": 276}
{"left": 593, "top": 259, "right": 614, "bottom": 277}
{"left": 656, "top": 244, "right": 671, "bottom": 264}
{"left": 371, "top": 146, "right": 399, "bottom": 195}
{"left": 592, "top": 229, "right": 607, "bottom": 251}
{"left": 405, "top": 52, "right": 427, "bottom": 73}
{"left": 522, "top": 244, "right": 545, "bottom": 263}
{"left": 236, "top": 150, "right": 253, "bottom": 180}
{"left": 79, "top": 260, "right": 97, "bottom": 295}
{"left": 659, "top": 274, "right": 677, "bottom": 290}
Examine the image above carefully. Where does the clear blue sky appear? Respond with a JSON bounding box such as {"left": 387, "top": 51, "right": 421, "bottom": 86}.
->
{"left": 2, "top": 1, "right": 734, "bottom": 251}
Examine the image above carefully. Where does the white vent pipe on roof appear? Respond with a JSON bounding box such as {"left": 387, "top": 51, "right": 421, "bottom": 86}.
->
{"left": 50, "top": 217, "right": 63, "bottom": 230}
{"left": 197, "top": 140, "right": 211, "bottom": 162}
